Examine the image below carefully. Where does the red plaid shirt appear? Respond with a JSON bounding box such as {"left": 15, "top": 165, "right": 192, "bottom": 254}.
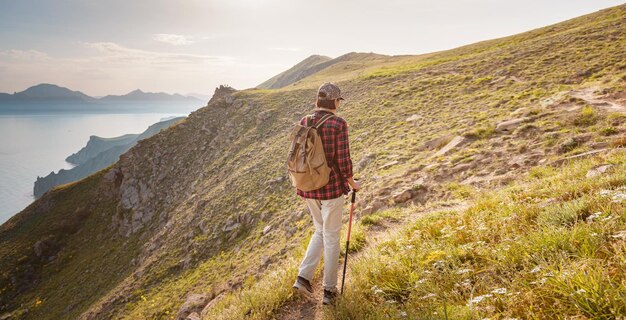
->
{"left": 296, "top": 109, "right": 353, "bottom": 200}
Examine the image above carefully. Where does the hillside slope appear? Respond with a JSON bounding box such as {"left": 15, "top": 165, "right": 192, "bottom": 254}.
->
{"left": 257, "top": 55, "right": 333, "bottom": 89}
{"left": 1, "top": 4, "right": 625, "bottom": 320}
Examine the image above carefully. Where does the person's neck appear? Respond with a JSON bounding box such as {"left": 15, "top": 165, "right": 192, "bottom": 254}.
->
{"left": 313, "top": 107, "right": 336, "bottom": 114}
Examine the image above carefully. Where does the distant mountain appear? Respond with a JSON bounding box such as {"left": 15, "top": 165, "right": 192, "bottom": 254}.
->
{"left": 99, "top": 89, "right": 202, "bottom": 103}
{"left": 0, "top": 84, "right": 203, "bottom": 106}
{"left": 256, "top": 53, "right": 390, "bottom": 89}
{"left": 257, "top": 54, "right": 333, "bottom": 89}
{"left": 66, "top": 134, "right": 139, "bottom": 166}
{"left": 0, "top": 83, "right": 96, "bottom": 103}
{"left": 33, "top": 116, "right": 185, "bottom": 198}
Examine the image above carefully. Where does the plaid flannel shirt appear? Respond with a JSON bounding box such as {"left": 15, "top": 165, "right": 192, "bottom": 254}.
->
{"left": 296, "top": 109, "right": 353, "bottom": 200}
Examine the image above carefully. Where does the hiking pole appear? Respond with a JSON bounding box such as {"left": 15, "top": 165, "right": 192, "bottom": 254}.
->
{"left": 341, "top": 188, "right": 357, "bottom": 295}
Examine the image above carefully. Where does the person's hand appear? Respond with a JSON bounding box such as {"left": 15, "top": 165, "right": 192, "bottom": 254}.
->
{"left": 349, "top": 178, "right": 361, "bottom": 192}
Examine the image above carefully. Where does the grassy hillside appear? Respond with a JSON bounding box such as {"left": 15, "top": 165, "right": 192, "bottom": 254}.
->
{"left": 0, "top": 3, "right": 625, "bottom": 320}
{"left": 332, "top": 150, "right": 626, "bottom": 319}
{"left": 257, "top": 55, "right": 332, "bottom": 89}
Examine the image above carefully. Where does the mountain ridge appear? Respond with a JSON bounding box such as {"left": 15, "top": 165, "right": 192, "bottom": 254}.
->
{"left": 0, "top": 83, "right": 203, "bottom": 104}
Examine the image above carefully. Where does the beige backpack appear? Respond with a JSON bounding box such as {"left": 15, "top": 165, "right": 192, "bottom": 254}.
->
{"left": 286, "top": 114, "right": 335, "bottom": 191}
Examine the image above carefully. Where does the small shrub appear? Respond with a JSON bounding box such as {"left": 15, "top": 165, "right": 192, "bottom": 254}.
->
{"left": 599, "top": 126, "right": 618, "bottom": 136}
{"left": 464, "top": 126, "right": 495, "bottom": 139}
{"left": 572, "top": 106, "right": 598, "bottom": 126}
{"left": 360, "top": 215, "right": 383, "bottom": 226}
{"left": 559, "top": 137, "right": 581, "bottom": 153}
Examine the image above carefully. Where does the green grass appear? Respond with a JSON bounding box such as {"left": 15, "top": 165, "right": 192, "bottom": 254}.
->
{"left": 331, "top": 150, "right": 626, "bottom": 319}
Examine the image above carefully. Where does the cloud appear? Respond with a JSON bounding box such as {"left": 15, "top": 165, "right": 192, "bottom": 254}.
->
{"left": 152, "top": 33, "right": 196, "bottom": 46}
{"left": 0, "top": 49, "right": 50, "bottom": 61}
{"left": 82, "top": 42, "right": 233, "bottom": 65}
{"left": 268, "top": 47, "right": 302, "bottom": 52}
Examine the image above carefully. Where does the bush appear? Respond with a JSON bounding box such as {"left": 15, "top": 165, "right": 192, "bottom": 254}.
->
{"left": 572, "top": 106, "right": 598, "bottom": 126}
{"left": 599, "top": 126, "right": 618, "bottom": 136}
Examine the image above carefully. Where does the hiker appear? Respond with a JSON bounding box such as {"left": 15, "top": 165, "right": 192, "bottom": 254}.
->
{"left": 291, "top": 82, "right": 361, "bottom": 305}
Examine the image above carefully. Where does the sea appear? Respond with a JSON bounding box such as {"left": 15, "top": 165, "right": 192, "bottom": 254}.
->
{"left": 0, "top": 104, "right": 198, "bottom": 224}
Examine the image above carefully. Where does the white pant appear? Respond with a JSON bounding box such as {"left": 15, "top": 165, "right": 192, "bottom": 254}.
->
{"left": 298, "top": 195, "right": 344, "bottom": 292}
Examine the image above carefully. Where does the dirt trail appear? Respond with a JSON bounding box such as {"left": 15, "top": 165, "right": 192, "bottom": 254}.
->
{"left": 569, "top": 88, "right": 626, "bottom": 113}
{"left": 275, "top": 201, "right": 468, "bottom": 320}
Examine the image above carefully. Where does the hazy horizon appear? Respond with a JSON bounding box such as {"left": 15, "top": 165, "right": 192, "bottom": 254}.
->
{"left": 1, "top": 0, "right": 624, "bottom": 97}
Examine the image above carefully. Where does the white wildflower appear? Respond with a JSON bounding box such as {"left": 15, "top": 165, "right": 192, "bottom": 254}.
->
{"left": 468, "top": 294, "right": 492, "bottom": 305}
{"left": 586, "top": 212, "right": 603, "bottom": 222}
{"left": 371, "top": 285, "right": 384, "bottom": 295}
{"left": 491, "top": 288, "right": 507, "bottom": 295}
{"left": 420, "top": 293, "right": 436, "bottom": 300}
{"left": 455, "top": 268, "right": 473, "bottom": 275}
{"left": 611, "top": 231, "right": 626, "bottom": 239}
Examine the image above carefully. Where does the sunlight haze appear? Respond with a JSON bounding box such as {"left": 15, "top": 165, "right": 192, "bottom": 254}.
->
{"left": 0, "top": 0, "right": 623, "bottom": 97}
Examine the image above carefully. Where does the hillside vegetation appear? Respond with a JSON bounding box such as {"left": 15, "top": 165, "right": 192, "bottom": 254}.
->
{"left": 1, "top": 4, "right": 625, "bottom": 320}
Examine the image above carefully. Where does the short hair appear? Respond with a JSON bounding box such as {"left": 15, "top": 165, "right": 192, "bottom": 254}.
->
{"left": 316, "top": 99, "right": 336, "bottom": 110}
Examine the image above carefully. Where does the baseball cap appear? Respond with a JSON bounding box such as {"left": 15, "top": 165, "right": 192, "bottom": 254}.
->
{"left": 317, "top": 82, "right": 344, "bottom": 101}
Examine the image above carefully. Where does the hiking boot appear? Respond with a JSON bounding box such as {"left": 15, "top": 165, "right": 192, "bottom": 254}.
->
{"left": 292, "top": 276, "right": 313, "bottom": 296}
{"left": 322, "top": 289, "right": 337, "bottom": 306}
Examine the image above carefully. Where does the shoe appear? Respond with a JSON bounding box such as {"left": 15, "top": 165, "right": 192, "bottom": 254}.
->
{"left": 292, "top": 276, "right": 313, "bottom": 296}
{"left": 322, "top": 289, "right": 337, "bottom": 306}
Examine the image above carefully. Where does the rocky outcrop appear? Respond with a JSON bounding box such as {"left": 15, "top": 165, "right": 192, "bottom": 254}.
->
{"left": 495, "top": 118, "right": 529, "bottom": 133}
{"left": 33, "top": 117, "right": 185, "bottom": 198}
{"left": 67, "top": 134, "right": 138, "bottom": 165}
{"left": 435, "top": 136, "right": 467, "bottom": 157}
{"left": 176, "top": 293, "right": 209, "bottom": 320}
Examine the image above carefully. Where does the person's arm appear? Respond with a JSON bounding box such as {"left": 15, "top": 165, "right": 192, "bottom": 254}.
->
{"left": 336, "top": 121, "right": 360, "bottom": 191}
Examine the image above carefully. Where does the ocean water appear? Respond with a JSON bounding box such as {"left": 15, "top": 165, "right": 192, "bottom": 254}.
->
{"left": 0, "top": 110, "right": 192, "bottom": 224}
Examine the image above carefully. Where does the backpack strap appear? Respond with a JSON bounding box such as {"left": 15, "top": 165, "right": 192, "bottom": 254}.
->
{"left": 314, "top": 114, "right": 335, "bottom": 130}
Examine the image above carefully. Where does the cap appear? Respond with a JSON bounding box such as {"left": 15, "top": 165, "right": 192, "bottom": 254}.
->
{"left": 317, "top": 82, "right": 344, "bottom": 101}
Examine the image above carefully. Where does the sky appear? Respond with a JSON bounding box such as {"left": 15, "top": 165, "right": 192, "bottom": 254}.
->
{"left": 0, "top": 0, "right": 623, "bottom": 97}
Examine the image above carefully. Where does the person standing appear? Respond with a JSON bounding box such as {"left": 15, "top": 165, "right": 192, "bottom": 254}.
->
{"left": 292, "top": 82, "right": 361, "bottom": 305}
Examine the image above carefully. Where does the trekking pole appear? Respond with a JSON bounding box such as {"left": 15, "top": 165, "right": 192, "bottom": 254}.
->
{"left": 341, "top": 188, "right": 357, "bottom": 295}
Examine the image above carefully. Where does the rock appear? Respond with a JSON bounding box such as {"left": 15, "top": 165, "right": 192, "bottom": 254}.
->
{"left": 435, "top": 136, "right": 466, "bottom": 157}
{"left": 197, "top": 220, "right": 210, "bottom": 235}
{"left": 378, "top": 160, "right": 400, "bottom": 170}
{"left": 186, "top": 312, "right": 201, "bottom": 320}
{"left": 223, "top": 222, "right": 241, "bottom": 232}
{"left": 360, "top": 205, "right": 375, "bottom": 215}
{"left": 260, "top": 255, "right": 270, "bottom": 267}
{"left": 33, "top": 235, "right": 58, "bottom": 259}
{"left": 120, "top": 183, "right": 139, "bottom": 210}
{"left": 176, "top": 293, "right": 209, "bottom": 320}
{"left": 419, "top": 135, "right": 454, "bottom": 151}
{"left": 201, "top": 293, "right": 225, "bottom": 318}
{"left": 450, "top": 163, "right": 474, "bottom": 174}
{"left": 266, "top": 176, "right": 286, "bottom": 185}
{"left": 0, "top": 312, "right": 16, "bottom": 320}
{"left": 286, "top": 226, "right": 297, "bottom": 237}
{"left": 357, "top": 153, "right": 376, "bottom": 170}
{"left": 406, "top": 114, "right": 422, "bottom": 122}
{"left": 392, "top": 189, "right": 415, "bottom": 204}
{"left": 586, "top": 164, "right": 613, "bottom": 178}
{"left": 495, "top": 118, "right": 529, "bottom": 133}
{"left": 262, "top": 225, "right": 272, "bottom": 235}
{"left": 510, "top": 108, "right": 527, "bottom": 116}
